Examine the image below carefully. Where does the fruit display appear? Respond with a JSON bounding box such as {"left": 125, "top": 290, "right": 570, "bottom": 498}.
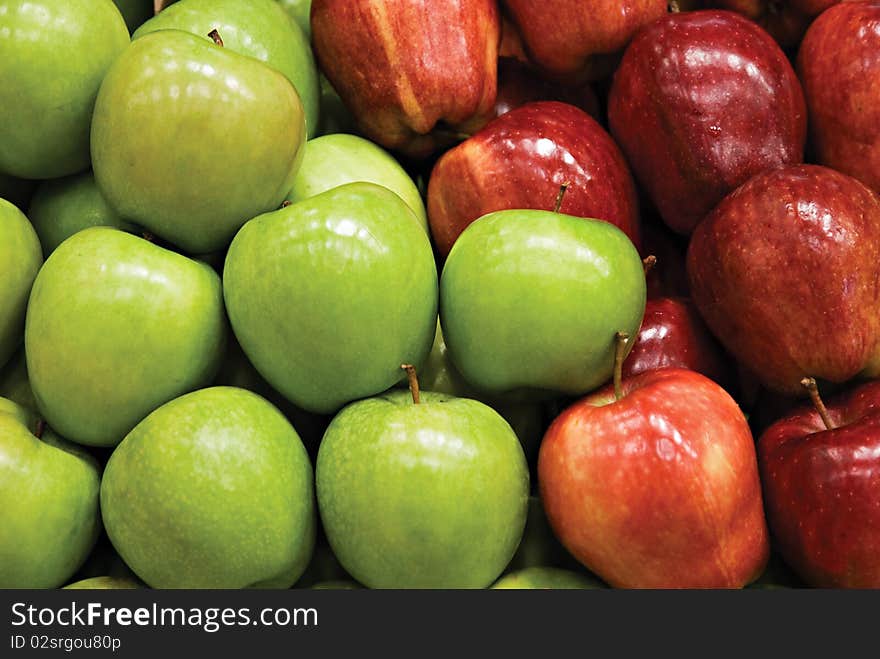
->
{"left": 2, "top": 0, "right": 879, "bottom": 591}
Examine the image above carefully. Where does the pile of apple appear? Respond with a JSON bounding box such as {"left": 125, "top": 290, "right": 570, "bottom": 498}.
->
{"left": 2, "top": 0, "right": 879, "bottom": 591}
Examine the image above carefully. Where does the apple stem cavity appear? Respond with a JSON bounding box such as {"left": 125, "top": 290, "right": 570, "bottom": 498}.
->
{"left": 208, "top": 29, "right": 224, "bottom": 48}
{"left": 141, "top": 231, "right": 155, "bottom": 243}
{"left": 34, "top": 418, "right": 46, "bottom": 440}
{"left": 801, "top": 377, "right": 835, "bottom": 430}
{"left": 553, "top": 182, "right": 571, "bottom": 213}
{"left": 281, "top": 200, "right": 292, "bottom": 209}
{"left": 401, "top": 363, "right": 421, "bottom": 405}
{"left": 613, "top": 331, "right": 630, "bottom": 402}
{"left": 642, "top": 255, "right": 657, "bottom": 275}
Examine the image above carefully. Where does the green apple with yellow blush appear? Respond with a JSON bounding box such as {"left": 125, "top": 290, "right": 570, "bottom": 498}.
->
{"left": 91, "top": 29, "right": 306, "bottom": 254}
{"left": 134, "top": 0, "right": 320, "bottom": 137}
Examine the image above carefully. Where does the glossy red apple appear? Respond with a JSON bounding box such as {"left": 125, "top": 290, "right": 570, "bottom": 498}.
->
{"left": 797, "top": 1, "right": 880, "bottom": 194}
{"left": 539, "top": 363, "right": 769, "bottom": 588}
{"left": 622, "top": 297, "right": 733, "bottom": 390}
{"left": 494, "top": 58, "right": 599, "bottom": 120}
{"left": 311, "top": 0, "right": 499, "bottom": 158}
{"left": 427, "top": 101, "right": 641, "bottom": 257}
{"left": 687, "top": 164, "right": 880, "bottom": 396}
{"left": 759, "top": 377, "right": 880, "bottom": 588}
{"left": 502, "top": 0, "right": 668, "bottom": 81}
{"left": 609, "top": 9, "right": 807, "bottom": 235}
{"left": 709, "top": 1, "right": 840, "bottom": 46}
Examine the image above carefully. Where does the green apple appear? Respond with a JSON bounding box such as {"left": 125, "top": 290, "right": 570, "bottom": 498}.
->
{"left": 224, "top": 182, "right": 437, "bottom": 414}
{"left": 316, "top": 388, "right": 530, "bottom": 589}
{"left": 25, "top": 227, "right": 227, "bottom": 447}
{"left": 64, "top": 576, "right": 143, "bottom": 590}
{"left": 0, "top": 398, "right": 101, "bottom": 588}
{"left": 0, "top": 0, "right": 129, "bottom": 179}
{"left": 0, "top": 349, "right": 37, "bottom": 412}
{"left": 286, "top": 134, "right": 428, "bottom": 233}
{"left": 28, "top": 171, "right": 138, "bottom": 257}
{"left": 0, "top": 199, "right": 42, "bottom": 370}
{"left": 101, "top": 386, "right": 316, "bottom": 589}
{"left": 491, "top": 567, "right": 605, "bottom": 589}
{"left": 91, "top": 30, "right": 306, "bottom": 254}
{"left": 276, "top": 0, "right": 311, "bottom": 39}
{"left": 112, "top": 0, "right": 153, "bottom": 33}
{"left": 440, "top": 210, "right": 646, "bottom": 397}
{"left": 134, "top": 0, "right": 320, "bottom": 138}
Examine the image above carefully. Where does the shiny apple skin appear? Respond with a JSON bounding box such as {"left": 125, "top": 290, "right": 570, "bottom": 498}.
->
{"left": 687, "top": 164, "right": 880, "bottom": 396}
{"left": 311, "top": 0, "right": 499, "bottom": 159}
{"left": 427, "top": 101, "right": 641, "bottom": 257}
{"left": 501, "top": 0, "right": 668, "bottom": 80}
{"left": 759, "top": 379, "right": 880, "bottom": 588}
{"left": 608, "top": 10, "right": 807, "bottom": 235}
{"left": 797, "top": 2, "right": 880, "bottom": 194}
{"left": 538, "top": 368, "right": 769, "bottom": 588}
{"left": 622, "top": 297, "right": 733, "bottom": 390}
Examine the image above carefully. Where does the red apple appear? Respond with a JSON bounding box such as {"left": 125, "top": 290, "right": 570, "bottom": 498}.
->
{"left": 759, "top": 377, "right": 880, "bottom": 588}
{"left": 427, "top": 101, "right": 641, "bottom": 257}
{"left": 622, "top": 297, "right": 733, "bottom": 391}
{"left": 708, "top": 1, "right": 840, "bottom": 47}
{"left": 687, "top": 164, "right": 880, "bottom": 396}
{"left": 501, "top": 0, "right": 668, "bottom": 81}
{"left": 797, "top": 1, "right": 880, "bottom": 194}
{"left": 311, "top": 0, "right": 500, "bottom": 159}
{"left": 538, "top": 364, "right": 769, "bottom": 588}
{"left": 608, "top": 9, "right": 807, "bottom": 235}
{"left": 494, "top": 57, "right": 599, "bottom": 120}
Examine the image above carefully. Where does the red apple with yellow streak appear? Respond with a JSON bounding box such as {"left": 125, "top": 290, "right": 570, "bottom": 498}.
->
{"left": 427, "top": 101, "right": 641, "bottom": 257}
{"left": 311, "top": 0, "right": 499, "bottom": 158}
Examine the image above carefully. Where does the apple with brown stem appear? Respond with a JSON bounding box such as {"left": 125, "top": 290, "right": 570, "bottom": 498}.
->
{"left": 538, "top": 333, "right": 769, "bottom": 588}
{"left": 759, "top": 377, "right": 880, "bottom": 588}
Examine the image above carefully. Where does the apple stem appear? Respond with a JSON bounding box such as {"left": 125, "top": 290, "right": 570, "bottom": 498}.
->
{"left": 668, "top": 1, "right": 681, "bottom": 13}
{"left": 642, "top": 255, "right": 657, "bottom": 275}
{"left": 34, "top": 418, "right": 45, "bottom": 440}
{"left": 613, "top": 331, "right": 629, "bottom": 402}
{"left": 801, "top": 377, "right": 835, "bottom": 430}
{"left": 142, "top": 231, "right": 155, "bottom": 243}
{"left": 208, "top": 29, "right": 224, "bottom": 47}
{"left": 281, "top": 200, "right": 292, "bottom": 209}
{"left": 553, "top": 182, "right": 571, "bottom": 213}
{"left": 401, "top": 364, "right": 421, "bottom": 405}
